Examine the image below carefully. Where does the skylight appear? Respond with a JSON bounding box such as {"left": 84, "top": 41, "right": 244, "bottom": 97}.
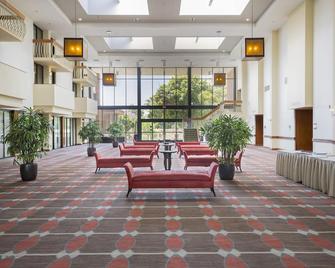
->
{"left": 79, "top": 0, "right": 149, "bottom": 15}
{"left": 104, "top": 37, "right": 153, "bottom": 50}
{"left": 179, "top": 0, "right": 249, "bottom": 16}
{"left": 175, "top": 37, "right": 225, "bottom": 50}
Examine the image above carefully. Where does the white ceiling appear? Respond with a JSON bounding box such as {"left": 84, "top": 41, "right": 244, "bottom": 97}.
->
{"left": 8, "top": 0, "right": 305, "bottom": 67}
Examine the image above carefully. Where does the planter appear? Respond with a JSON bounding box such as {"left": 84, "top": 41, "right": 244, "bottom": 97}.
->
{"left": 87, "top": 147, "right": 96, "bottom": 157}
{"left": 20, "top": 163, "right": 38, "bottom": 181}
{"left": 112, "top": 141, "right": 119, "bottom": 148}
{"left": 218, "top": 163, "right": 235, "bottom": 180}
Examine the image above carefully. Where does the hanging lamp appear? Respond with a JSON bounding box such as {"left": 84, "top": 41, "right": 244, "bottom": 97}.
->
{"left": 103, "top": 56, "right": 116, "bottom": 86}
{"left": 64, "top": 0, "right": 86, "bottom": 60}
{"left": 244, "top": 0, "right": 264, "bottom": 59}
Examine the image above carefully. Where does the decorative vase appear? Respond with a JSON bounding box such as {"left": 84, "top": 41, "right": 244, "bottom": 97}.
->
{"left": 218, "top": 163, "right": 235, "bottom": 180}
{"left": 20, "top": 163, "right": 38, "bottom": 181}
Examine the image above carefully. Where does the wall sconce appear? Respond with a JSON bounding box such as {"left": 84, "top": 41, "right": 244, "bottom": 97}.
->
{"left": 103, "top": 73, "right": 116, "bottom": 86}
{"left": 214, "top": 73, "right": 226, "bottom": 86}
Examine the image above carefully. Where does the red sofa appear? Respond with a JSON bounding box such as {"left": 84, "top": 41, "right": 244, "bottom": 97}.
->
{"left": 179, "top": 144, "right": 210, "bottom": 157}
{"left": 94, "top": 152, "right": 154, "bottom": 173}
{"left": 119, "top": 143, "right": 158, "bottom": 157}
{"left": 123, "top": 162, "right": 219, "bottom": 197}
{"left": 180, "top": 147, "right": 217, "bottom": 157}
{"left": 123, "top": 143, "right": 159, "bottom": 157}
{"left": 176, "top": 141, "right": 200, "bottom": 152}
{"left": 133, "top": 140, "right": 159, "bottom": 146}
{"left": 184, "top": 152, "right": 218, "bottom": 170}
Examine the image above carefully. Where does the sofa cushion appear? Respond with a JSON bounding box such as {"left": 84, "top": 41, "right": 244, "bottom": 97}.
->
{"left": 132, "top": 172, "right": 210, "bottom": 182}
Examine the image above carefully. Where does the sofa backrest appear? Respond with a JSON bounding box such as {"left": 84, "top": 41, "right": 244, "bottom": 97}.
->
{"left": 208, "top": 162, "right": 219, "bottom": 179}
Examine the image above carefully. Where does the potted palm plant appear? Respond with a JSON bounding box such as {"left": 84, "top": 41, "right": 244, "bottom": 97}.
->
{"left": 107, "top": 122, "right": 124, "bottom": 148}
{"left": 4, "top": 108, "right": 51, "bottom": 181}
{"left": 79, "top": 121, "right": 101, "bottom": 156}
{"left": 203, "top": 114, "right": 252, "bottom": 180}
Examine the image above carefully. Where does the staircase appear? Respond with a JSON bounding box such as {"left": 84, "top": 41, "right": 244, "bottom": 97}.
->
{"left": 0, "top": 0, "right": 26, "bottom": 41}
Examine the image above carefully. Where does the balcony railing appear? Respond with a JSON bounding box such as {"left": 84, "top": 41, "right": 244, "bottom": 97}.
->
{"left": 0, "top": 0, "right": 26, "bottom": 41}
{"left": 73, "top": 66, "right": 98, "bottom": 87}
{"left": 33, "top": 38, "right": 74, "bottom": 72}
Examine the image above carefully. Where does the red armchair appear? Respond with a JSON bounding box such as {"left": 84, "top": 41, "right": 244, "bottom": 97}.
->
{"left": 123, "top": 162, "right": 219, "bottom": 197}
{"left": 94, "top": 152, "right": 154, "bottom": 173}
{"left": 184, "top": 152, "right": 218, "bottom": 170}
{"left": 234, "top": 151, "right": 244, "bottom": 172}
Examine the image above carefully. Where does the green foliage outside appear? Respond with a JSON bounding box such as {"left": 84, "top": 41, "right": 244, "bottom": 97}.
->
{"left": 202, "top": 114, "right": 252, "bottom": 165}
{"left": 78, "top": 121, "right": 102, "bottom": 148}
{"left": 107, "top": 121, "right": 124, "bottom": 140}
{"left": 4, "top": 108, "right": 51, "bottom": 164}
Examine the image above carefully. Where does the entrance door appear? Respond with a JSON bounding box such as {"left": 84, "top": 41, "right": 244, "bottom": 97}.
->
{"left": 255, "top": 114, "right": 264, "bottom": 146}
{"left": 295, "top": 108, "right": 313, "bottom": 151}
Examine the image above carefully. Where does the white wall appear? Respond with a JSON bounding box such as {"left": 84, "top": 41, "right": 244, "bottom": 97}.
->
{"left": 0, "top": 17, "right": 34, "bottom": 108}
{"left": 313, "top": 0, "right": 335, "bottom": 153}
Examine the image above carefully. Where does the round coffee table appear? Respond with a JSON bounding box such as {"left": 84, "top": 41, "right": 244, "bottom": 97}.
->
{"left": 160, "top": 142, "right": 175, "bottom": 151}
{"left": 159, "top": 149, "right": 177, "bottom": 170}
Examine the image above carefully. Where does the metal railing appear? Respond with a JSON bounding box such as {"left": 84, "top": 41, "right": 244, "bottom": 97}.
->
{"left": 0, "top": 0, "right": 26, "bottom": 41}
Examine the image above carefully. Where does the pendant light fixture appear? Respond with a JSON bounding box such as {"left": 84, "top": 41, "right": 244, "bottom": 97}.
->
{"left": 103, "top": 55, "right": 116, "bottom": 86}
{"left": 64, "top": 0, "right": 86, "bottom": 60}
{"left": 213, "top": 30, "right": 226, "bottom": 86}
{"left": 244, "top": 0, "right": 264, "bottom": 59}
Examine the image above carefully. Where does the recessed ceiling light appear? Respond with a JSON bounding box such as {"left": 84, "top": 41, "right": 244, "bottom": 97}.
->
{"left": 103, "top": 50, "right": 107, "bottom": 53}
{"left": 180, "top": 0, "right": 249, "bottom": 15}
{"left": 78, "top": 17, "right": 83, "bottom": 21}
{"left": 246, "top": 18, "right": 250, "bottom": 22}
{"left": 175, "top": 37, "right": 225, "bottom": 49}
{"left": 79, "top": 0, "right": 149, "bottom": 15}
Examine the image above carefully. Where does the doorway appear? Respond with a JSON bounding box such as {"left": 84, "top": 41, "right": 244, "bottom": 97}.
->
{"left": 255, "top": 114, "right": 264, "bottom": 146}
{"left": 295, "top": 108, "right": 313, "bottom": 151}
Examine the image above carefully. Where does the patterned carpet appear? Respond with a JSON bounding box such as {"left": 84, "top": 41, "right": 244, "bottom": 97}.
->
{"left": 0, "top": 144, "right": 335, "bottom": 268}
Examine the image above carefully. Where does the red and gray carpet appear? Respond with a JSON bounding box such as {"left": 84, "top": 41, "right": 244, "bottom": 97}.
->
{"left": 0, "top": 145, "right": 334, "bottom": 268}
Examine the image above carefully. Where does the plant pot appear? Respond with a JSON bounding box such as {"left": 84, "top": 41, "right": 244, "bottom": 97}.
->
{"left": 20, "top": 163, "right": 38, "bottom": 181}
{"left": 112, "top": 141, "right": 119, "bottom": 148}
{"left": 218, "top": 163, "right": 235, "bottom": 180}
{"left": 87, "top": 147, "right": 96, "bottom": 157}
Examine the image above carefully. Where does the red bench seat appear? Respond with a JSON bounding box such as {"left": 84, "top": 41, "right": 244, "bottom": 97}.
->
{"left": 184, "top": 152, "right": 218, "bottom": 170}
{"left": 123, "top": 162, "right": 219, "bottom": 197}
{"left": 119, "top": 144, "right": 158, "bottom": 157}
{"left": 94, "top": 152, "right": 154, "bottom": 173}
{"left": 181, "top": 147, "right": 217, "bottom": 157}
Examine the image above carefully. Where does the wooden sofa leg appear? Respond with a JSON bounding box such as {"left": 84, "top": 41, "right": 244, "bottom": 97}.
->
{"left": 126, "top": 188, "right": 132, "bottom": 198}
{"left": 150, "top": 166, "right": 153, "bottom": 170}
{"left": 184, "top": 166, "right": 187, "bottom": 170}
{"left": 210, "top": 187, "right": 216, "bottom": 197}
{"left": 95, "top": 168, "right": 98, "bottom": 174}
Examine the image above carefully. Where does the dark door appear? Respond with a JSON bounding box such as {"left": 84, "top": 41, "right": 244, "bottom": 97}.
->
{"left": 295, "top": 108, "right": 313, "bottom": 151}
{"left": 255, "top": 114, "right": 264, "bottom": 146}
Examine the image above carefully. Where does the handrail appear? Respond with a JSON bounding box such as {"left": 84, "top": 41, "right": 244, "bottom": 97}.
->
{"left": 73, "top": 65, "right": 98, "bottom": 86}
{"left": 33, "top": 38, "right": 63, "bottom": 50}
{"left": 33, "top": 38, "right": 64, "bottom": 58}
{"left": 0, "top": 0, "right": 26, "bottom": 41}
{"left": 0, "top": 0, "right": 25, "bottom": 20}
{"left": 191, "top": 100, "right": 242, "bottom": 121}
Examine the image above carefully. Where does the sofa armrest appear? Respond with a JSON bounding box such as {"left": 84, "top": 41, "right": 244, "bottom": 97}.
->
{"left": 208, "top": 162, "right": 219, "bottom": 180}
{"left": 123, "top": 162, "right": 135, "bottom": 187}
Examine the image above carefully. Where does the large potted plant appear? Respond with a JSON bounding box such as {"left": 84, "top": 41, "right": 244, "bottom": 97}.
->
{"left": 4, "top": 108, "right": 51, "bottom": 181}
{"left": 204, "top": 114, "right": 252, "bottom": 180}
{"left": 79, "top": 121, "right": 101, "bottom": 156}
{"left": 107, "top": 122, "right": 124, "bottom": 148}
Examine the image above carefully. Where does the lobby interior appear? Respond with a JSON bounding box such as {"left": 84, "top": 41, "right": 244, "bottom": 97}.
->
{"left": 0, "top": 0, "right": 335, "bottom": 267}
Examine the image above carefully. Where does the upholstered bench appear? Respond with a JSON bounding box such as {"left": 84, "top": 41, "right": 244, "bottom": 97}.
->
{"left": 94, "top": 152, "right": 154, "bottom": 173}
{"left": 181, "top": 147, "right": 217, "bottom": 157}
{"left": 119, "top": 144, "right": 159, "bottom": 157}
{"left": 133, "top": 140, "right": 159, "bottom": 146}
{"left": 123, "top": 162, "right": 219, "bottom": 197}
{"left": 184, "top": 152, "right": 218, "bottom": 170}
{"left": 179, "top": 144, "right": 211, "bottom": 157}
{"left": 176, "top": 141, "right": 200, "bottom": 152}
{"left": 123, "top": 143, "right": 159, "bottom": 157}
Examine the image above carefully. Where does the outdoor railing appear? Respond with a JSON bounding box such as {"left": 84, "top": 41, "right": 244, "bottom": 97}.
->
{"left": 73, "top": 66, "right": 98, "bottom": 86}
{"left": 0, "top": 0, "right": 26, "bottom": 41}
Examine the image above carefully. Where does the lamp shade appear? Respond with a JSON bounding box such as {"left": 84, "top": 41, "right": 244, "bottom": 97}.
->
{"left": 64, "top": 38, "right": 84, "bottom": 58}
{"left": 245, "top": 38, "right": 264, "bottom": 58}
{"left": 103, "top": 73, "right": 116, "bottom": 86}
{"left": 214, "top": 73, "right": 226, "bottom": 86}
